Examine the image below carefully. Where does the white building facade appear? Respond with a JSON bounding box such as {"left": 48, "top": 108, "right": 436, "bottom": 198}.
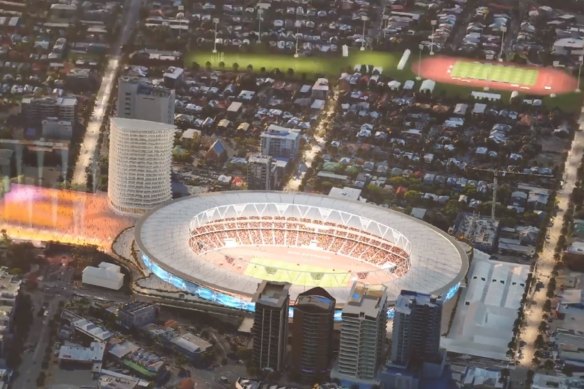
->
{"left": 332, "top": 282, "right": 388, "bottom": 387}
{"left": 108, "top": 117, "right": 175, "bottom": 215}
{"left": 82, "top": 262, "right": 124, "bottom": 290}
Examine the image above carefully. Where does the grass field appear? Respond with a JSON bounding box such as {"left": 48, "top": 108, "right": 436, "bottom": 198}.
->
{"left": 450, "top": 61, "right": 539, "bottom": 86}
{"left": 186, "top": 50, "right": 404, "bottom": 77}
{"left": 244, "top": 257, "right": 351, "bottom": 287}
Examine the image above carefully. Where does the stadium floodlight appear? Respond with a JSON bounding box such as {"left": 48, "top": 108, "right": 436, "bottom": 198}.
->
{"left": 577, "top": 56, "right": 583, "bottom": 93}
{"left": 498, "top": 26, "right": 507, "bottom": 62}
{"left": 360, "top": 16, "right": 368, "bottom": 51}
{"left": 417, "top": 44, "right": 423, "bottom": 80}
{"left": 212, "top": 18, "right": 219, "bottom": 54}
{"left": 257, "top": 8, "right": 262, "bottom": 44}
{"left": 294, "top": 28, "right": 300, "bottom": 58}
{"left": 430, "top": 20, "right": 437, "bottom": 56}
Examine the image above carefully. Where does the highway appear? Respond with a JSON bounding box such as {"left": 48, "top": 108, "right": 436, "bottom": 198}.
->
{"left": 71, "top": 0, "right": 143, "bottom": 189}
{"left": 517, "top": 104, "right": 584, "bottom": 367}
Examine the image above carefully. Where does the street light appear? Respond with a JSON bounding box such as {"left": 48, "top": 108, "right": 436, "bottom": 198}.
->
{"left": 416, "top": 43, "right": 423, "bottom": 80}
{"left": 498, "top": 26, "right": 507, "bottom": 62}
{"left": 212, "top": 18, "right": 219, "bottom": 54}
{"left": 360, "top": 16, "right": 368, "bottom": 51}
{"left": 257, "top": 8, "right": 263, "bottom": 44}
{"left": 577, "top": 55, "right": 583, "bottom": 93}
{"left": 430, "top": 20, "right": 437, "bottom": 55}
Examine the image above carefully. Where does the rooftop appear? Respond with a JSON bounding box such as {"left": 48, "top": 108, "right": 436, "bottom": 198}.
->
{"left": 58, "top": 342, "right": 105, "bottom": 363}
{"left": 170, "top": 332, "right": 212, "bottom": 354}
{"left": 296, "top": 287, "right": 336, "bottom": 311}
{"left": 72, "top": 318, "right": 113, "bottom": 342}
{"left": 395, "top": 290, "right": 442, "bottom": 315}
{"left": 254, "top": 281, "right": 290, "bottom": 308}
{"left": 441, "top": 250, "right": 530, "bottom": 360}
{"left": 262, "top": 124, "right": 301, "bottom": 140}
{"left": 120, "top": 302, "right": 155, "bottom": 315}
{"left": 344, "top": 282, "right": 387, "bottom": 317}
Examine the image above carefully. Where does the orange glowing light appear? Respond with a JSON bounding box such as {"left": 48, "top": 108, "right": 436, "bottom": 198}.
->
{"left": 0, "top": 184, "right": 134, "bottom": 249}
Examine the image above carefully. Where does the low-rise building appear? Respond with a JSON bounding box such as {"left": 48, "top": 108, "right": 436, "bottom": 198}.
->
{"left": 118, "top": 302, "right": 157, "bottom": 330}
{"left": 169, "top": 332, "right": 212, "bottom": 362}
{"left": 41, "top": 118, "right": 73, "bottom": 140}
{"left": 82, "top": 262, "right": 124, "bottom": 290}
{"left": 58, "top": 341, "right": 105, "bottom": 369}
{"left": 441, "top": 250, "right": 530, "bottom": 360}
{"left": 72, "top": 318, "right": 113, "bottom": 342}
{"left": 21, "top": 96, "right": 77, "bottom": 127}
{"left": 452, "top": 213, "right": 500, "bottom": 254}
{"left": 459, "top": 366, "right": 506, "bottom": 388}
{"left": 0, "top": 268, "right": 21, "bottom": 357}
{"left": 532, "top": 373, "right": 584, "bottom": 389}
{"left": 142, "top": 323, "right": 212, "bottom": 362}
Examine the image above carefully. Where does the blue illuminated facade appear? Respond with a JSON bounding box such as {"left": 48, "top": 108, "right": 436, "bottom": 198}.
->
{"left": 140, "top": 254, "right": 461, "bottom": 321}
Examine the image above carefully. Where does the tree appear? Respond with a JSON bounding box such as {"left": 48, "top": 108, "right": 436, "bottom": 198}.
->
{"left": 365, "top": 183, "right": 393, "bottom": 204}
{"left": 232, "top": 62, "right": 239, "bottom": 71}
{"left": 404, "top": 190, "right": 421, "bottom": 203}
{"left": 535, "top": 334, "right": 545, "bottom": 348}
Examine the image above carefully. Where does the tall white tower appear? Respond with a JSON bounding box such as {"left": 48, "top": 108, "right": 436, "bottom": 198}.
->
{"left": 332, "top": 282, "right": 388, "bottom": 387}
{"left": 108, "top": 117, "right": 175, "bottom": 215}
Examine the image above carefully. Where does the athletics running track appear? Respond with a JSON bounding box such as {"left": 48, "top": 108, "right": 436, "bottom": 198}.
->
{"left": 414, "top": 56, "right": 578, "bottom": 95}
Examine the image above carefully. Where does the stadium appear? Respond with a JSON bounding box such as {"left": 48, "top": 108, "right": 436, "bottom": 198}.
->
{"left": 135, "top": 191, "right": 469, "bottom": 314}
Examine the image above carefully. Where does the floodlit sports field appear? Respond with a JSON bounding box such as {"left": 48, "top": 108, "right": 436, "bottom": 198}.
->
{"left": 186, "top": 50, "right": 401, "bottom": 76}
{"left": 450, "top": 61, "right": 538, "bottom": 86}
{"left": 201, "top": 245, "right": 381, "bottom": 288}
{"left": 418, "top": 55, "right": 578, "bottom": 95}
{"left": 245, "top": 257, "right": 351, "bottom": 287}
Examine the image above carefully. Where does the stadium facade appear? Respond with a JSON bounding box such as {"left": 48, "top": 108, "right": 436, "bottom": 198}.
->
{"left": 135, "top": 192, "right": 469, "bottom": 316}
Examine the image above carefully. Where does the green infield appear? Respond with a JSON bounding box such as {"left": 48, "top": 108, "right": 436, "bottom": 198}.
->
{"left": 185, "top": 50, "right": 405, "bottom": 77}
{"left": 450, "top": 61, "right": 539, "bottom": 86}
{"left": 244, "top": 256, "right": 351, "bottom": 287}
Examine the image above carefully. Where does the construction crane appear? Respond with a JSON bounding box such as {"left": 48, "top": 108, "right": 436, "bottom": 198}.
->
{"left": 466, "top": 167, "right": 556, "bottom": 220}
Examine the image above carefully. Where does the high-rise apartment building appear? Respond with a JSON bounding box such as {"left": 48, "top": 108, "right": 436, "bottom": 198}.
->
{"left": 247, "top": 154, "right": 272, "bottom": 190}
{"left": 260, "top": 124, "right": 301, "bottom": 160}
{"left": 291, "top": 287, "right": 335, "bottom": 382}
{"left": 107, "top": 117, "right": 175, "bottom": 215}
{"left": 116, "top": 76, "right": 175, "bottom": 124}
{"left": 390, "top": 291, "right": 443, "bottom": 367}
{"left": 252, "top": 281, "right": 291, "bottom": 372}
{"left": 332, "top": 282, "right": 388, "bottom": 386}
{"left": 21, "top": 96, "right": 77, "bottom": 127}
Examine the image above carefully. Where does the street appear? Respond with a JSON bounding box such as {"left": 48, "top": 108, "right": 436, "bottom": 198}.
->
{"left": 12, "top": 266, "right": 73, "bottom": 389}
{"left": 517, "top": 103, "right": 584, "bottom": 367}
{"left": 284, "top": 86, "right": 337, "bottom": 191}
{"left": 71, "top": 0, "right": 143, "bottom": 189}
